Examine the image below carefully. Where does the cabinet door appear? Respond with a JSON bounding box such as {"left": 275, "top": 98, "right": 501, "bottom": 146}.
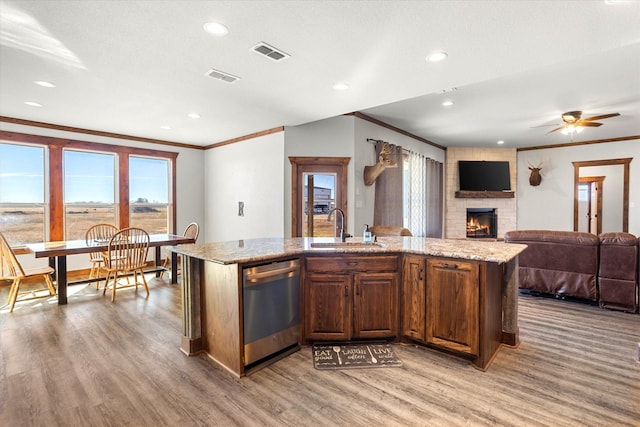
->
{"left": 426, "top": 259, "right": 479, "bottom": 355}
{"left": 353, "top": 272, "right": 398, "bottom": 339}
{"left": 305, "top": 273, "right": 351, "bottom": 341}
{"left": 402, "top": 255, "right": 426, "bottom": 342}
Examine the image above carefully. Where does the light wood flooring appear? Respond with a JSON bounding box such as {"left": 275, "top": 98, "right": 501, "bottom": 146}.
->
{"left": 1, "top": 277, "right": 639, "bottom": 426}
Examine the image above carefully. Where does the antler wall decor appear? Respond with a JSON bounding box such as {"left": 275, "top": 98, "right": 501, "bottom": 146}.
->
{"left": 528, "top": 162, "right": 542, "bottom": 186}
{"left": 364, "top": 140, "right": 398, "bottom": 186}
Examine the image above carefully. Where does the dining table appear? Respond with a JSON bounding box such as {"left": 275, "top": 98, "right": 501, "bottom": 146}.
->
{"left": 26, "top": 233, "right": 196, "bottom": 305}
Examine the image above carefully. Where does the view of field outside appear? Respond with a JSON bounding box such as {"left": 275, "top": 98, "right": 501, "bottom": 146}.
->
{"left": 0, "top": 206, "right": 168, "bottom": 245}
{"left": 303, "top": 211, "right": 336, "bottom": 237}
{"left": 0, "top": 207, "right": 45, "bottom": 246}
{"left": 302, "top": 173, "right": 337, "bottom": 238}
{"left": 0, "top": 143, "right": 170, "bottom": 246}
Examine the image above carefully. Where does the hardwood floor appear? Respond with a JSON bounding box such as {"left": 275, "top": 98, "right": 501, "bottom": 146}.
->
{"left": 1, "top": 278, "right": 638, "bottom": 426}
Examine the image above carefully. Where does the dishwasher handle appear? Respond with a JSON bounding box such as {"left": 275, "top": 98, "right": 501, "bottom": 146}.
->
{"left": 243, "top": 260, "right": 300, "bottom": 286}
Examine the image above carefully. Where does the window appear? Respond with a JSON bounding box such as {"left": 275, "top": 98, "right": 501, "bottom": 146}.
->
{"left": 63, "top": 150, "right": 117, "bottom": 240}
{"left": 129, "top": 156, "right": 171, "bottom": 234}
{"left": 0, "top": 131, "right": 178, "bottom": 246}
{"left": 0, "top": 143, "right": 46, "bottom": 245}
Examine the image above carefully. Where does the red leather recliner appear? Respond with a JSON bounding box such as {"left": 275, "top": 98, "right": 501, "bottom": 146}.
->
{"left": 598, "top": 232, "right": 638, "bottom": 313}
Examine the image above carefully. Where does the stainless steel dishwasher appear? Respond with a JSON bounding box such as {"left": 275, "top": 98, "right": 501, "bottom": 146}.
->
{"left": 243, "top": 259, "right": 300, "bottom": 367}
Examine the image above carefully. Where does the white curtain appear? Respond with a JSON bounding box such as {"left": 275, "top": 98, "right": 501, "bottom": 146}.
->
{"left": 404, "top": 150, "right": 443, "bottom": 237}
{"left": 406, "top": 151, "right": 426, "bottom": 236}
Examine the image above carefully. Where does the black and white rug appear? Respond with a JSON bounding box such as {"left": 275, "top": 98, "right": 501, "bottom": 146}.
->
{"left": 312, "top": 343, "right": 403, "bottom": 370}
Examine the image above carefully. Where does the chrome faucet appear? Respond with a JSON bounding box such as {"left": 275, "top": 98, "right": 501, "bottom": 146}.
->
{"left": 327, "top": 208, "right": 351, "bottom": 242}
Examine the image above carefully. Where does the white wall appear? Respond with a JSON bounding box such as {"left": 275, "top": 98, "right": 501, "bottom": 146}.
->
{"left": 517, "top": 139, "right": 639, "bottom": 236}
{"left": 282, "top": 115, "right": 446, "bottom": 239}
{"left": 353, "top": 118, "right": 445, "bottom": 235}
{"left": 284, "top": 116, "right": 355, "bottom": 237}
{"left": 204, "top": 131, "right": 285, "bottom": 242}
{"left": 0, "top": 122, "right": 205, "bottom": 270}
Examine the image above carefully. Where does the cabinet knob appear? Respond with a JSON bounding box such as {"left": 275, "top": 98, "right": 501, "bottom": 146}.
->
{"left": 344, "top": 285, "right": 349, "bottom": 297}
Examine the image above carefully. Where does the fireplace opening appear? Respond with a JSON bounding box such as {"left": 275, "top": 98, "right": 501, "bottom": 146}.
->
{"left": 466, "top": 208, "right": 497, "bottom": 239}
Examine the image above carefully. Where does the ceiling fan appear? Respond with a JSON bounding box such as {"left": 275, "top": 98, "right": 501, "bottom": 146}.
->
{"left": 547, "top": 110, "right": 620, "bottom": 134}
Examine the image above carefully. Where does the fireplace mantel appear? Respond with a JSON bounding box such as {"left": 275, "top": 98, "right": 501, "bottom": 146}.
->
{"left": 455, "top": 191, "right": 514, "bottom": 199}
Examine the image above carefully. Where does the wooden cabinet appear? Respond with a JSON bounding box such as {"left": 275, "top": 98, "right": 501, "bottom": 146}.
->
{"left": 353, "top": 272, "right": 397, "bottom": 338}
{"left": 306, "top": 273, "right": 351, "bottom": 340}
{"left": 426, "top": 258, "right": 479, "bottom": 356}
{"left": 305, "top": 256, "right": 398, "bottom": 341}
{"left": 402, "top": 255, "right": 427, "bottom": 342}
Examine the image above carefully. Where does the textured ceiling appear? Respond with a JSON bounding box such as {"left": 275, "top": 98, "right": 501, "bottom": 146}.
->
{"left": 1, "top": 0, "right": 639, "bottom": 148}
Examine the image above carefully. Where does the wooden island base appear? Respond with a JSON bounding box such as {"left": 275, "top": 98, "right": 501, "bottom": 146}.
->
{"left": 172, "top": 237, "right": 524, "bottom": 376}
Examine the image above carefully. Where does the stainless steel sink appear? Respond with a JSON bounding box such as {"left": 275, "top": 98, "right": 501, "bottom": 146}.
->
{"left": 309, "top": 242, "right": 384, "bottom": 248}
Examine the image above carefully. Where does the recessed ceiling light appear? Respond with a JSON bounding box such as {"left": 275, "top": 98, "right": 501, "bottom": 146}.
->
{"left": 441, "top": 100, "right": 454, "bottom": 107}
{"left": 203, "top": 22, "right": 229, "bottom": 36}
{"left": 34, "top": 80, "right": 56, "bottom": 88}
{"left": 160, "top": 125, "right": 171, "bottom": 130}
{"left": 187, "top": 112, "right": 201, "bottom": 119}
{"left": 497, "top": 140, "right": 505, "bottom": 145}
{"left": 24, "top": 101, "right": 42, "bottom": 107}
{"left": 333, "top": 82, "right": 350, "bottom": 91}
{"left": 427, "top": 51, "right": 448, "bottom": 62}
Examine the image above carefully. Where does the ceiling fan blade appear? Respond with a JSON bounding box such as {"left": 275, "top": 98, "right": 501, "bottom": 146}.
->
{"left": 547, "top": 126, "right": 566, "bottom": 134}
{"left": 579, "top": 121, "right": 602, "bottom": 127}
{"left": 531, "top": 123, "right": 560, "bottom": 128}
{"left": 581, "top": 113, "right": 620, "bottom": 122}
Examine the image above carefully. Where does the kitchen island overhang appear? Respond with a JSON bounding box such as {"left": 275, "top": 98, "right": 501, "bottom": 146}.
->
{"left": 169, "top": 236, "right": 527, "bottom": 376}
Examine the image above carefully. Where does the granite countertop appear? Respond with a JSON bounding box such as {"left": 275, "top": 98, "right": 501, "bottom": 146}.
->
{"left": 169, "top": 236, "right": 527, "bottom": 265}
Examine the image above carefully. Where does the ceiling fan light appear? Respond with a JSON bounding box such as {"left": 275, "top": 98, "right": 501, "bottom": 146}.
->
{"left": 561, "top": 124, "right": 584, "bottom": 135}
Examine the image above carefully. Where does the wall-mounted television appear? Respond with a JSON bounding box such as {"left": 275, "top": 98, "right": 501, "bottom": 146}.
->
{"left": 458, "top": 160, "right": 511, "bottom": 191}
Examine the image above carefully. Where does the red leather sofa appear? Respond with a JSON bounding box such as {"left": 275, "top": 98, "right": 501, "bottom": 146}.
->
{"left": 504, "top": 230, "right": 599, "bottom": 301}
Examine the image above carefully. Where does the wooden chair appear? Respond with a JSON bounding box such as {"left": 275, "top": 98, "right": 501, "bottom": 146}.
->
{"left": 85, "top": 223, "right": 118, "bottom": 289}
{"left": 0, "top": 232, "right": 56, "bottom": 312}
{"left": 160, "top": 222, "right": 199, "bottom": 279}
{"left": 369, "top": 225, "right": 413, "bottom": 237}
{"left": 103, "top": 227, "right": 150, "bottom": 302}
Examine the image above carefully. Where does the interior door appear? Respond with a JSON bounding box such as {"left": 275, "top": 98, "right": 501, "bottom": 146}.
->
{"left": 578, "top": 177, "right": 603, "bottom": 235}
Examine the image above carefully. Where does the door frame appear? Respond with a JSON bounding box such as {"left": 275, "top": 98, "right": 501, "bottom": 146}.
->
{"left": 572, "top": 158, "right": 631, "bottom": 233}
{"left": 289, "top": 157, "right": 350, "bottom": 237}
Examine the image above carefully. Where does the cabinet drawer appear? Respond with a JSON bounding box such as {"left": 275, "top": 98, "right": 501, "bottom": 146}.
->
{"left": 306, "top": 256, "right": 398, "bottom": 273}
{"left": 428, "top": 259, "right": 477, "bottom": 272}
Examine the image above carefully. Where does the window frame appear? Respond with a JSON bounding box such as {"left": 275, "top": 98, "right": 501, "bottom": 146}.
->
{"left": 0, "top": 131, "right": 178, "bottom": 244}
{"left": 62, "top": 148, "right": 118, "bottom": 241}
{"left": 0, "top": 142, "right": 48, "bottom": 245}
{"left": 129, "top": 154, "right": 173, "bottom": 234}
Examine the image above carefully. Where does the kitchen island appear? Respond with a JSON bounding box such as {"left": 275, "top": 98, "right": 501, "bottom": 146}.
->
{"left": 169, "top": 236, "right": 526, "bottom": 376}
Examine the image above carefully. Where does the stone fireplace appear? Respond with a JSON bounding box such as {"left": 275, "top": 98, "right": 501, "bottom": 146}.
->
{"left": 466, "top": 208, "right": 497, "bottom": 239}
{"left": 445, "top": 147, "right": 517, "bottom": 239}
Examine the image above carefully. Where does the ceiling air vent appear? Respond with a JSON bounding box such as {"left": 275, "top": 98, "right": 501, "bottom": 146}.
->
{"left": 251, "top": 42, "right": 290, "bottom": 61}
{"left": 205, "top": 68, "right": 240, "bottom": 83}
